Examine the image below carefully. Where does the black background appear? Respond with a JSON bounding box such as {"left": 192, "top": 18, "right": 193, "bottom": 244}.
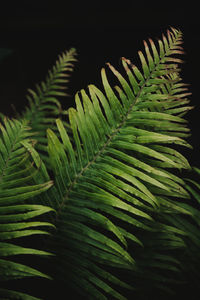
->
{"left": 0, "top": 2, "right": 199, "bottom": 166}
{"left": 0, "top": 3, "right": 200, "bottom": 299}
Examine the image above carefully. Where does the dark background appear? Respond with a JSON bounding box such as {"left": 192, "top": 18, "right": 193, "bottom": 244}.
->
{"left": 0, "top": 2, "right": 200, "bottom": 299}
{"left": 0, "top": 8, "right": 199, "bottom": 114}
{"left": 0, "top": 3, "right": 199, "bottom": 167}
{"left": 0, "top": 5, "right": 199, "bottom": 185}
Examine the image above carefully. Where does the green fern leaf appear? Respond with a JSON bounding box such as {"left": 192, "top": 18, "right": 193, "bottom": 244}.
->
{"left": 21, "top": 48, "right": 77, "bottom": 161}
{"left": 43, "top": 28, "right": 192, "bottom": 299}
{"left": 0, "top": 118, "right": 55, "bottom": 299}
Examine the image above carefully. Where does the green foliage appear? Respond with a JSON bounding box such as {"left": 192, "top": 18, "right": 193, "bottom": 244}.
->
{"left": 0, "top": 118, "right": 54, "bottom": 299}
{"left": 21, "top": 48, "right": 77, "bottom": 161}
{"left": 0, "top": 28, "right": 199, "bottom": 299}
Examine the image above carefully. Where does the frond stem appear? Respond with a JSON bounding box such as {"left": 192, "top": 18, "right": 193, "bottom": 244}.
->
{"left": 56, "top": 31, "right": 181, "bottom": 218}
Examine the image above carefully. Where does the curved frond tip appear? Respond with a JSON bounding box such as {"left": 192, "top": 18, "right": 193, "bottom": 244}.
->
{"left": 45, "top": 28, "right": 192, "bottom": 299}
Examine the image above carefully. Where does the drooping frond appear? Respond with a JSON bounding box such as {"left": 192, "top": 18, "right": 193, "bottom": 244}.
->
{"left": 0, "top": 118, "right": 55, "bottom": 299}
{"left": 44, "top": 28, "right": 192, "bottom": 299}
{"left": 136, "top": 166, "right": 200, "bottom": 296}
{"left": 166, "top": 167, "right": 200, "bottom": 286}
{"left": 21, "top": 48, "right": 77, "bottom": 160}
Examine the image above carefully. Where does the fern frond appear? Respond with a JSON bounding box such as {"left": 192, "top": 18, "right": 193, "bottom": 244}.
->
{"left": 144, "top": 166, "right": 200, "bottom": 293}
{"left": 43, "top": 28, "right": 192, "bottom": 299}
{"left": 0, "top": 118, "right": 55, "bottom": 299}
{"left": 21, "top": 48, "right": 77, "bottom": 160}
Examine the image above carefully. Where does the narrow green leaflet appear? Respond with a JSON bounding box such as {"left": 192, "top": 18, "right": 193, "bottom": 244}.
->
{"left": 0, "top": 118, "right": 54, "bottom": 299}
{"left": 45, "top": 28, "right": 192, "bottom": 299}
{"left": 0, "top": 288, "right": 42, "bottom": 300}
{"left": 21, "top": 48, "right": 77, "bottom": 161}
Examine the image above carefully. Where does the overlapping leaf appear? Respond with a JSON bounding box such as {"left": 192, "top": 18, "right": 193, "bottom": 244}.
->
{"left": 0, "top": 118, "right": 54, "bottom": 299}
{"left": 159, "top": 167, "right": 200, "bottom": 288}
{"left": 44, "top": 28, "right": 192, "bottom": 299}
{"left": 21, "top": 48, "right": 77, "bottom": 160}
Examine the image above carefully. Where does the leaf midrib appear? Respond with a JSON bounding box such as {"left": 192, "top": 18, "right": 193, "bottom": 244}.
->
{"left": 58, "top": 35, "right": 179, "bottom": 215}
{"left": 0, "top": 124, "right": 25, "bottom": 184}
